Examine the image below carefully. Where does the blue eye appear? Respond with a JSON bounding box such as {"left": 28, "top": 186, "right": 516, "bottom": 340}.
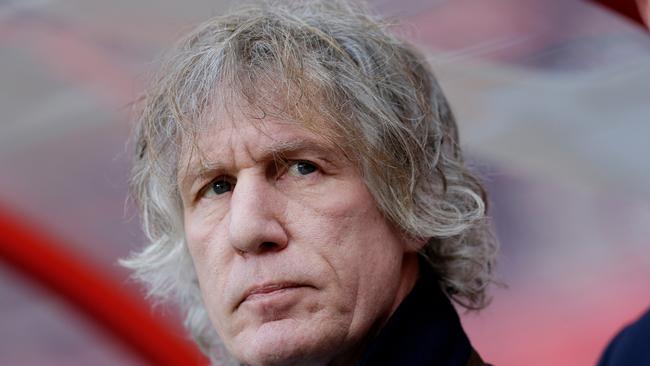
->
{"left": 294, "top": 161, "right": 317, "bottom": 175}
{"left": 211, "top": 179, "right": 232, "bottom": 195}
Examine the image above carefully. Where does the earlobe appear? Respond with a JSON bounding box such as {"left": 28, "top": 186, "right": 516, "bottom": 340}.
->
{"left": 403, "top": 236, "right": 428, "bottom": 253}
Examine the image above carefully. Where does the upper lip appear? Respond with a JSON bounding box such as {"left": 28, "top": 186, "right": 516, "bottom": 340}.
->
{"left": 237, "top": 282, "right": 307, "bottom": 308}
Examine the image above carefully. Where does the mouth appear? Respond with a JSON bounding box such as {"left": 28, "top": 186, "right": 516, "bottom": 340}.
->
{"left": 237, "top": 282, "right": 310, "bottom": 309}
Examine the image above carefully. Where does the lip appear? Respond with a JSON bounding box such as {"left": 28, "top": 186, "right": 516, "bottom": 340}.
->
{"left": 237, "top": 282, "right": 308, "bottom": 308}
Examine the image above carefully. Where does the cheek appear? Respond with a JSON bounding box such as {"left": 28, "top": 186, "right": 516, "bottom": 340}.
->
{"left": 284, "top": 180, "right": 404, "bottom": 286}
{"left": 184, "top": 205, "right": 231, "bottom": 265}
{"left": 185, "top": 225, "right": 241, "bottom": 343}
{"left": 183, "top": 213, "right": 231, "bottom": 309}
{"left": 184, "top": 214, "right": 212, "bottom": 271}
{"left": 286, "top": 176, "right": 376, "bottom": 222}
{"left": 283, "top": 183, "right": 377, "bottom": 258}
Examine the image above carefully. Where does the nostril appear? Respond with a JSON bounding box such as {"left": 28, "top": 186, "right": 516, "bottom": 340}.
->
{"left": 259, "top": 241, "right": 279, "bottom": 252}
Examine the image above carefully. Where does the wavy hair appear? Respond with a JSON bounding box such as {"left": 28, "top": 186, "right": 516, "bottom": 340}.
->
{"left": 122, "top": 0, "right": 498, "bottom": 362}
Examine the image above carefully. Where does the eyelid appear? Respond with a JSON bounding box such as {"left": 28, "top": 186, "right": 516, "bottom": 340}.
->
{"left": 278, "top": 159, "right": 320, "bottom": 175}
{"left": 196, "top": 175, "right": 235, "bottom": 200}
{"left": 192, "top": 157, "right": 327, "bottom": 200}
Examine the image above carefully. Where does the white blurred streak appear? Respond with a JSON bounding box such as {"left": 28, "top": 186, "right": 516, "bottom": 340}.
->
{"left": 430, "top": 34, "right": 535, "bottom": 63}
{"left": 0, "top": 0, "right": 51, "bottom": 22}
{"left": 0, "top": 89, "right": 102, "bottom": 153}
{"left": 434, "top": 55, "right": 650, "bottom": 197}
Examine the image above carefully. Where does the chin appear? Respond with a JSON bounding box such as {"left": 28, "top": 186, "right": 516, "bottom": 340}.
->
{"left": 232, "top": 319, "right": 343, "bottom": 366}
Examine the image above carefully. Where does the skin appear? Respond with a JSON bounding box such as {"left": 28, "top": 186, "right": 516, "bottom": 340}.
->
{"left": 178, "top": 106, "right": 421, "bottom": 366}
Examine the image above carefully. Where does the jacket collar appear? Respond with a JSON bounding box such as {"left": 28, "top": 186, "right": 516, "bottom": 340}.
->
{"left": 357, "top": 258, "right": 476, "bottom": 366}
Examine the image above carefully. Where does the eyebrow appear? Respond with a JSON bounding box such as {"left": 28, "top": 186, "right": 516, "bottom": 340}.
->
{"left": 178, "top": 138, "right": 338, "bottom": 193}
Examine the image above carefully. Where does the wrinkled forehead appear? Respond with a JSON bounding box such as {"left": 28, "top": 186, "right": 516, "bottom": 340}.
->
{"left": 175, "top": 88, "right": 349, "bottom": 181}
{"left": 180, "top": 100, "right": 306, "bottom": 157}
{"left": 182, "top": 69, "right": 340, "bottom": 141}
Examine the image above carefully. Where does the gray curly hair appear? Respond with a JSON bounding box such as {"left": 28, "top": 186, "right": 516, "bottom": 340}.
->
{"left": 122, "top": 0, "right": 498, "bottom": 362}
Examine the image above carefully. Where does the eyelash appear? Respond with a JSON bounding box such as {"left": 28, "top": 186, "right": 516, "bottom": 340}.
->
{"left": 198, "top": 160, "right": 320, "bottom": 199}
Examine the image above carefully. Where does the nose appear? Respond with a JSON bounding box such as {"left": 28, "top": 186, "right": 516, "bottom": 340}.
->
{"left": 227, "top": 173, "right": 288, "bottom": 256}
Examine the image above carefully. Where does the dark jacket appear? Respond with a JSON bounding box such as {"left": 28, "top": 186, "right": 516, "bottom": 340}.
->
{"left": 598, "top": 308, "right": 650, "bottom": 366}
{"left": 358, "top": 261, "right": 488, "bottom": 366}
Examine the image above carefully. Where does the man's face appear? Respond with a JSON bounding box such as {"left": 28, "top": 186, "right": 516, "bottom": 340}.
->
{"left": 178, "top": 106, "right": 419, "bottom": 365}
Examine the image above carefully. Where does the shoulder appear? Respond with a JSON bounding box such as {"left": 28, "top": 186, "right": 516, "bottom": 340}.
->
{"left": 598, "top": 308, "right": 650, "bottom": 366}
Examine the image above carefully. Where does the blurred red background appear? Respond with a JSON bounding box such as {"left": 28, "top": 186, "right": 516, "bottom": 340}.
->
{"left": 1, "top": 0, "right": 649, "bottom": 365}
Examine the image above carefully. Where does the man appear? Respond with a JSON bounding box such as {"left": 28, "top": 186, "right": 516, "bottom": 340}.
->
{"left": 123, "top": 1, "right": 497, "bottom": 365}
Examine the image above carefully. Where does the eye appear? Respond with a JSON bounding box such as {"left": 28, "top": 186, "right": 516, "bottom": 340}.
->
{"left": 209, "top": 178, "right": 233, "bottom": 195}
{"left": 289, "top": 161, "right": 318, "bottom": 176}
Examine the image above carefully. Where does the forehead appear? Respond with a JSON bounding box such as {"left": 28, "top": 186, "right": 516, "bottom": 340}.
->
{"left": 176, "top": 103, "right": 343, "bottom": 180}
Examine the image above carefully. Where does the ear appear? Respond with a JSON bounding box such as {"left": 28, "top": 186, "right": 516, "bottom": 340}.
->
{"left": 402, "top": 235, "right": 428, "bottom": 253}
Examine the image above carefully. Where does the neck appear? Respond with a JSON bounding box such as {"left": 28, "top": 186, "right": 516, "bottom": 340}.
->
{"left": 389, "top": 252, "right": 421, "bottom": 316}
{"left": 330, "top": 252, "right": 421, "bottom": 366}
